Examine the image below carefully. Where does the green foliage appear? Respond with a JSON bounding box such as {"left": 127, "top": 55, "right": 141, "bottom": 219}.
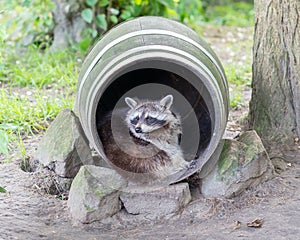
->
{"left": 0, "top": 88, "right": 73, "bottom": 136}
{"left": 0, "top": 186, "right": 7, "bottom": 193}
{"left": 18, "top": 134, "right": 28, "bottom": 171}
{"left": 1, "top": 0, "right": 254, "bottom": 47}
{"left": 80, "top": 0, "right": 180, "bottom": 39}
{"left": 226, "top": 63, "right": 252, "bottom": 87}
{"left": 0, "top": 129, "right": 9, "bottom": 155}
{"left": 96, "top": 14, "right": 108, "bottom": 31}
{"left": 0, "top": 5, "right": 81, "bottom": 154}
{"left": 204, "top": 2, "right": 254, "bottom": 26}
{"left": 225, "top": 63, "right": 252, "bottom": 108}
{"left": 86, "top": 0, "right": 98, "bottom": 6}
{"left": 177, "top": 0, "right": 204, "bottom": 23}
{"left": 1, "top": 0, "right": 55, "bottom": 46}
{"left": 1, "top": 45, "right": 78, "bottom": 88}
{"left": 81, "top": 8, "right": 94, "bottom": 24}
{"left": 0, "top": 44, "right": 79, "bottom": 153}
{"left": 0, "top": 0, "right": 254, "bottom": 155}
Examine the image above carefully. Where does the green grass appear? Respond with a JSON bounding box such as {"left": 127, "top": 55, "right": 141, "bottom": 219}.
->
{"left": 225, "top": 63, "right": 252, "bottom": 108}
{"left": 0, "top": 1, "right": 254, "bottom": 156}
{"left": 0, "top": 43, "right": 81, "bottom": 155}
{"left": 0, "top": 3, "right": 81, "bottom": 156}
{"left": 204, "top": 2, "right": 254, "bottom": 27}
{"left": 0, "top": 88, "right": 74, "bottom": 134}
{"left": 1, "top": 45, "right": 79, "bottom": 88}
{"left": 0, "top": 129, "right": 9, "bottom": 155}
{"left": 0, "top": 87, "right": 75, "bottom": 153}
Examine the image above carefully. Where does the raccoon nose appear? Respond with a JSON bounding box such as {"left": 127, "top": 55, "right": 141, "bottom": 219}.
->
{"left": 135, "top": 127, "right": 142, "bottom": 133}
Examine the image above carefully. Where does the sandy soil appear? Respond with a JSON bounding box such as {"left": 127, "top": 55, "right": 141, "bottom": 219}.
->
{"left": 1, "top": 138, "right": 300, "bottom": 240}
{"left": 1, "top": 26, "right": 300, "bottom": 240}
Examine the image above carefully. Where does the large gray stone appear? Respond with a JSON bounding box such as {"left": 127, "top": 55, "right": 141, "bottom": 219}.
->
{"left": 201, "top": 130, "right": 274, "bottom": 198}
{"left": 34, "top": 109, "right": 93, "bottom": 178}
{"left": 120, "top": 183, "right": 191, "bottom": 219}
{"left": 68, "top": 165, "right": 127, "bottom": 223}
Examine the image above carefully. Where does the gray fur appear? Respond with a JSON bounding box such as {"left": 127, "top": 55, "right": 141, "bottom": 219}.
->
{"left": 98, "top": 95, "right": 188, "bottom": 183}
{"left": 159, "top": 94, "right": 173, "bottom": 109}
{"left": 125, "top": 97, "right": 138, "bottom": 109}
{"left": 124, "top": 95, "right": 188, "bottom": 180}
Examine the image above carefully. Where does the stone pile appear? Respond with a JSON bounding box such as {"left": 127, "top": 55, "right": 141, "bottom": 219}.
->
{"left": 34, "top": 109, "right": 274, "bottom": 224}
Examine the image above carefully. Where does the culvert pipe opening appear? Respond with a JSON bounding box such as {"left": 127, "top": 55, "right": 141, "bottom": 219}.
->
{"left": 76, "top": 16, "right": 229, "bottom": 185}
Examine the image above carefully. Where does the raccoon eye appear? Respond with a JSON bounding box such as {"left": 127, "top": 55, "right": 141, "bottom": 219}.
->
{"left": 146, "top": 116, "right": 156, "bottom": 125}
{"left": 130, "top": 116, "right": 139, "bottom": 125}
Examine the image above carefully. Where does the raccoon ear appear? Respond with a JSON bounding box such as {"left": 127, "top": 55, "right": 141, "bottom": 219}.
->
{"left": 125, "top": 97, "right": 138, "bottom": 109}
{"left": 160, "top": 95, "right": 173, "bottom": 109}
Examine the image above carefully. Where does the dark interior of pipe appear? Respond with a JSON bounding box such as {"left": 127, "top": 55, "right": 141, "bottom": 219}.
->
{"left": 96, "top": 68, "right": 212, "bottom": 161}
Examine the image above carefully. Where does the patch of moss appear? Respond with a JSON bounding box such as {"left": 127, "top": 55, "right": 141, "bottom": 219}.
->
{"left": 217, "top": 140, "right": 239, "bottom": 182}
{"left": 84, "top": 204, "right": 94, "bottom": 212}
{"left": 239, "top": 131, "right": 265, "bottom": 165}
{"left": 94, "top": 189, "right": 106, "bottom": 197}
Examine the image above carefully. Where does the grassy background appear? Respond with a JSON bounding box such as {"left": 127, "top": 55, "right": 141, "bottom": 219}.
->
{"left": 0, "top": 0, "right": 253, "bottom": 157}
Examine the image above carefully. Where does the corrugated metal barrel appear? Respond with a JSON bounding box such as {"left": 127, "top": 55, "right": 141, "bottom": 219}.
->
{"left": 76, "top": 16, "right": 229, "bottom": 182}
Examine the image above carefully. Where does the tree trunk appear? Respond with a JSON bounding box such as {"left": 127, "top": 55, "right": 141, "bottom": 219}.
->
{"left": 50, "top": 0, "right": 86, "bottom": 50}
{"left": 249, "top": 0, "right": 300, "bottom": 150}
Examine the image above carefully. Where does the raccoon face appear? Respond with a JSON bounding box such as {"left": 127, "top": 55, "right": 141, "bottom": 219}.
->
{"left": 125, "top": 95, "right": 175, "bottom": 136}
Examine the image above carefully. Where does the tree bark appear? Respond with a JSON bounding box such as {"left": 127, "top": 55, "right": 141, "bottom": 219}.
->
{"left": 249, "top": 0, "right": 300, "bottom": 149}
{"left": 50, "top": 0, "right": 86, "bottom": 50}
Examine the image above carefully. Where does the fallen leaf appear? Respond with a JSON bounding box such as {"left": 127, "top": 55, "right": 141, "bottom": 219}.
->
{"left": 247, "top": 218, "right": 263, "bottom": 228}
{"left": 230, "top": 220, "right": 242, "bottom": 232}
{"left": 0, "top": 186, "right": 6, "bottom": 193}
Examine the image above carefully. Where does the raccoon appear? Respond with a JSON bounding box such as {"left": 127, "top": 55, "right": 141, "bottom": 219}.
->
{"left": 98, "top": 95, "right": 188, "bottom": 183}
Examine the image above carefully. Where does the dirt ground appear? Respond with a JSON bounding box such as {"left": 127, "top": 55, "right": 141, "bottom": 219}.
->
{"left": 1, "top": 136, "right": 300, "bottom": 240}
{"left": 1, "top": 26, "right": 300, "bottom": 240}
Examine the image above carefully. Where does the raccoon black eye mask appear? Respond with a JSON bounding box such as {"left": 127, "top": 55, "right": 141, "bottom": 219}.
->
{"left": 125, "top": 95, "right": 174, "bottom": 136}
{"left": 145, "top": 116, "right": 166, "bottom": 126}
{"left": 130, "top": 116, "right": 139, "bottom": 125}
{"left": 129, "top": 113, "right": 166, "bottom": 127}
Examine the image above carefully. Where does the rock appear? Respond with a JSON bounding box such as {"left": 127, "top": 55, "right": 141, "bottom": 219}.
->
{"left": 201, "top": 130, "right": 274, "bottom": 198}
{"left": 68, "top": 165, "right": 127, "bottom": 223}
{"left": 34, "top": 109, "right": 93, "bottom": 178}
{"left": 120, "top": 183, "right": 191, "bottom": 219}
